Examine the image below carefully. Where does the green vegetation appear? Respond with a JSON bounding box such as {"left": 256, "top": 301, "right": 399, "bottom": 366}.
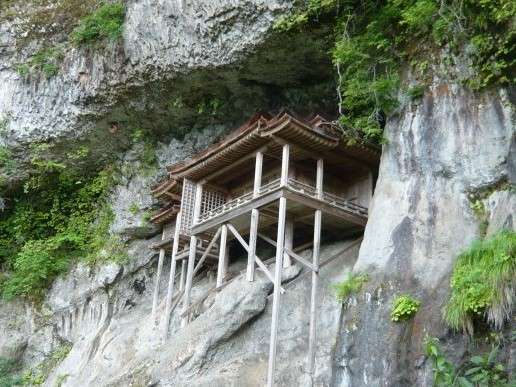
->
{"left": 275, "top": 0, "right": 515, "bottom": 144}
{"left": 17, "top": 46, "right": 63, "bottom": 78}
{"left": 0, "top": 143, "right": 126, "bottom": 300}
{"left": 333, "top": 272, "right": 368, "bottom": 301}
{"left": 424, "top": 337, "right": 510, "bottom": 386}
{"left": 71, "top": 2, "right": 125, "bottom": 45}
{"left": 443, "top": 231, "right": 515, "bottom": 335}
{"left": 390, "top": 294, "right": 420, "bottom": 322}
{"left": 21, "top": 343, "right": 72, "bottom": 385}
{"left": 0, "top": 357, "right": 21, "bottom": 387}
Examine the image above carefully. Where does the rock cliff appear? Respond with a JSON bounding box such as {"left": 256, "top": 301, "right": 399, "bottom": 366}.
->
{"left": 0, "top": 1, "right": 514, "bottom": 386}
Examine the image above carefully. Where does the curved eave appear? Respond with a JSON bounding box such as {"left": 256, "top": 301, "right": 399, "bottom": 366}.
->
{"left": 150, "top": 205, "right": 180, "bottom": 225}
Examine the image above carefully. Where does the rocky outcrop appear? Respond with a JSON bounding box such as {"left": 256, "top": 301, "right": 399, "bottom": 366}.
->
{"left": 0, "top": 0, "right": 334, "bottom": 186}
{"left": 334, "top": 84, "right": 515, "bottom": 386}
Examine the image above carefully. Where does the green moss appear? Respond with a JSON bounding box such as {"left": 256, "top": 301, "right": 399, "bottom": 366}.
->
{"left": 70, "top": 2, "right": 125, "bottom": 45}
{"left": 390, "top": 294, "right": 420, "bottom": 322}
{"left": 274, "top": 0, "right": 515, "bottom": 144}
{"left": 443, "top": 231, "right": 515, "bottom": 335}
{"left": 333, "top": 272, "right": 368, "bottom": 301}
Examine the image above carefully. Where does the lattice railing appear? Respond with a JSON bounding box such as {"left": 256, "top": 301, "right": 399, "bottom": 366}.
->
{"left": 195, "top": 177, "right": 368, "bottom": 225}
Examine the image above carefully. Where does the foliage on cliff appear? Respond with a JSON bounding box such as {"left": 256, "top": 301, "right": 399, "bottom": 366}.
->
{"left": 0, "top": 151, "right": 122, "bottom": 300}
{"left": 275, "top": 0, "right": 515, "bottom": 144}
{"left": 443, "top": 231, "right": 515, "bottom": 335}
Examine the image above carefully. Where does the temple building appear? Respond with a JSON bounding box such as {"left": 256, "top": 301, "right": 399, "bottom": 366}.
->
{"left": 149, "top": 111, "right": 380, "bottom": 386}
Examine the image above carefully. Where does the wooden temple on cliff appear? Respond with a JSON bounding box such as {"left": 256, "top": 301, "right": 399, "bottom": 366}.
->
{"left": 149, "top": 111, "right": 379, "bottom": 386}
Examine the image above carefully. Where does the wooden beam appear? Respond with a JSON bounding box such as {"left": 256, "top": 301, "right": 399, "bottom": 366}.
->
{"left": 308, "top": 158, "right": 323, "bottom": 381}
{"left": 163, "top": 211, "right": 182, "bottom": 338}
{"left": 181, "top": 182, "right": 203, "bottom": 326}
{"left": 152, "top": 227, "right": 167, "bottom": 320}
{"left": 247, "top": 209, "right": 259, "bottom": 281}
{"left": 216, "top": 225, "right": 228, "bottom": 288}
{"left": 226, "top": 223, "right": 284, "bottom": 293}
{"left": 193, "top": 227, "right": 221, "bottom": 277}
{"left": 280, "top": 143, "right": 290, "bottom": 187}
{"left": 253, "top": 151, "right": 263, "bottom": 198}
{"left": 283, "top": 218, "right": 293, "bottom": 268}
{"left": 267, "top": 196, "right": 287, "bottom": 387}
{"left": 284, "top": 247, "right": 317, "bottom": 272}
{"left": 258, "top": 232, "right": 276, "bottom": 247}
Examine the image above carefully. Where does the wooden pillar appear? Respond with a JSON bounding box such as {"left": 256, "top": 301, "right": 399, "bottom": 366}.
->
{"left": 308, "top": 158, "right": 323, "bottom": 381}
{"left": 179, "top": 260, "right": 187, "bottom": 291}
{"left": 283, "top": 218, "right": 294, "bottom": 268}
{"left": 163, "top": 211, "right": 182, "bottom": 337}
{"left": 181, "top": 183, "right": 203, "bottom": 326}
{"left": 247, "top": 150, "right": 263, "bottom": 281}
{"left": 217, "top": 224, "right": 228, "bottom": 287}
{"left": 267, "top": 143, "right": 289, "bottom": 387}
{"left": 280, "top": 144, "right": 289, "bottom": 187}
{"left": 151, "top": 227, "right": 167, "bottom": 320}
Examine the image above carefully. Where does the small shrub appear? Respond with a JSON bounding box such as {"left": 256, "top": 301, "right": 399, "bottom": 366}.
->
{"left": 333, "top": 272, "right": 368, "bottom": 302}
{"left": 128, "top": 202, "right": 139, "bottom": 215}
{"left": 70, "top": 3, "right": 125, "bottom": 45}
{"left": 443, "top": 231, "right": 515, "bottom": 334}
{"left": 424, "top": 337, "right": 509, "bottom": 386}
{"left": 391, "top": 295, "right": 420, "bottom": 322}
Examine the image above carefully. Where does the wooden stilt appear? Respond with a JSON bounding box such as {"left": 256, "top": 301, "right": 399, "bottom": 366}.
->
{"left": 247, "top": 209, "right": 259, "bottom": 281}
{"left": 181, "top": 183, "right": 203, "bottom": 326}
{"left": 308, "top": 159, "right": 323, "bottom": 382}
{"left": 179, "top": 260, "right": 187, "bottom": 291}
{"left": 152, "top": 227, "right": 167, "bottom": 320}
{"left": 217, "top": 224, "right": 228, "bottom": 288}
{"left": 283, "top": 218, "right": 294, "bottom": 268}
{"left": 267, "top": 196, "right": 287, "bottom": 387}
{"left": 163, "top": 211, "right": 182, "bottom": 337}
{"left": 267, "top": 144, "right": 289, "bottom": 387}
{"left": 247, "top": 151, "right": 263, "bottom": 282}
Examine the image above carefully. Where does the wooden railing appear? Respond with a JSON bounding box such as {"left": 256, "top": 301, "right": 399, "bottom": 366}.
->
{"left": 197, "top": 178, "right": 368, "bottom": 224}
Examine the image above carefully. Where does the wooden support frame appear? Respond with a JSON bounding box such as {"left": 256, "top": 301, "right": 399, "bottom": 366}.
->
{"left": 152, "top": 227, "right": 167, "bottom": 320}
{"left": 227, "top": 223, "right": 284, "bottom": 293}
{"left": 267, "top": 195, "right": 287, "bottom": 387}
{"left": 284, "top": 248, "right": 317, "bottom": 272}
{"left": 163, "top": 210, "right": 183, "bottom": 337}
{"left": 247, "top": 150, "right": 263, "bottom": 282}
{"left": 308, "top": 158, "right": 323, "bottom": 383}
{"left": 181, "top": 183, "right": 203, "bottom": 326}
{"left": 216, "top": 225, "right": 228, "bottom": 288}
{"left": 193, "top": 227, "right": 221, "bottom": 278}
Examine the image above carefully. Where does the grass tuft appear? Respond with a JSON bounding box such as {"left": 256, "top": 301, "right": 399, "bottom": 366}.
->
{"left": 443, "top": 230, "right": 516, "bottom": 334}
{"left": 333, "top": 272, "right": 368, "bottom": 302}
{"left": 71, "top": 2, "right": 125, "bottom": 45}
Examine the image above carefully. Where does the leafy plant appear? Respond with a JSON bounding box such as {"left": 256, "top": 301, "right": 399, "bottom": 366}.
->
{"left": 274, "top": 0, "right": 516, "bottom": 145}
{"left": 70, "top": 2, "right": 125, "bottom": 45}
{"left": 391, "top": 294, "right": 420, "bottom": 322}
{"left": 22, "top": 342, "right": 72, "bottom": 385}
{"left": 333, "top": 272, "right": 369, "bottom": 301}
{"left": 0, "top": 164, "right": 124, "bottom": 300}
{"left": 0, "top": 357, "right": 21, "bottom": 387}
{"left": 424, "top": 337, "right": 509, "bottom": 386}
{"left": 128, "top": 202, "right": 139, "bottom": 216}
{"left": 443, "top": 231, "right": 515, "bottom": 335}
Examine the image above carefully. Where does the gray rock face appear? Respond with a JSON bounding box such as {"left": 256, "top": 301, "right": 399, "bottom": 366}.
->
{"left": 336, "top": 84, "right": 515, "bottom": 386}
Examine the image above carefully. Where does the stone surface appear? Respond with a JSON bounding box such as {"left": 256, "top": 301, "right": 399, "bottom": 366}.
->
{"left": 337, "top": 83, "right": 515, "bottom": 386}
